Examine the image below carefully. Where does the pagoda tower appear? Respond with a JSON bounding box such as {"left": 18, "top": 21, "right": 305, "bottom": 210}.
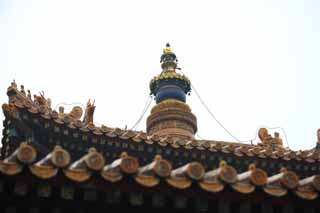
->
{"left": 146, "top": 44, "right": 197, "bottom": 140}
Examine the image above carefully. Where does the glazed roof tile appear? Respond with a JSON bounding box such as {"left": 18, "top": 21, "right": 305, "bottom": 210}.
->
{"left": 0, "top": 143, "right": 320, "bottom": 201}
{"left": 3, "top": 95, "right": 320, "bottom": 163}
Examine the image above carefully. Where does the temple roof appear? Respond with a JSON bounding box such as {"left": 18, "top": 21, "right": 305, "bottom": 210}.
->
{"left": 1, "top": 142, "right": 320, "bottom": 201}
{"left": 2, "top": 46, "right": 320, "bottom": 210}
{"left": 2, "top": 44, "right": 320, "bottom": 213}
{"left": 2, "top": 81, "right": 320, "bottom": 164}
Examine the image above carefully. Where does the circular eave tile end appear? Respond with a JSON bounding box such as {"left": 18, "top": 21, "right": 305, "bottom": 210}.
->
{"left": 250, "top": 168, "right": 267, "bottom": 186}
{"left": 120, "top": 156, "right": 139, "bottom": 174}
{"left": 154, "top": 159, "right": 172, "bottom": 178}
{"left": 52, "top": 149, "right": 71, "bottom": 168}
{"left": 85, "top": 152, "right": 105, "bottom": 171}
{"left": 17, "top": 144, "right": 37, "bottom": 164}
{"left": 220, "top": 165, "right": 238, "bottom": 184}
{"left": 187, "top": 162, "right": 205, "bottom": 180}
{"left": 282, "top": 171, "right": 299, "bottom": 189}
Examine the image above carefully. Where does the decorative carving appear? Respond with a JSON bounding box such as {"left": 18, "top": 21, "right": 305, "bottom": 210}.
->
{"left": 83, "top": 99, "right": 95, "bottom": 126}
{"left": 27, "top": 90, "right": 32, "bottom": 101}
{"left": 68, "top": 106, "right": 83, "bottom": 121}
{"left": 274, "top": 132, "right": 283, "bottom": 146}
{"left": 258, "top": 128, "right": 272, "bottom": 143}
{"left": 258, "top": 128, "right": 283, "bottom": 148}
{"left": 33, "top": 91, "right": 52, "bottom": 112}
{"left": 47, "top": 98, "right": 52, "bottom": 110}
{"left": 11, "top": 80, "right": 17, "bottom": 89}
{"left": 2, "top": 103, "right": 18, "bottom": 119}
{"left": 58, "top": 106, "right": 65, "bottom": 119}
{"left": 20, "top": 85, "right": 26, "bottom": 96}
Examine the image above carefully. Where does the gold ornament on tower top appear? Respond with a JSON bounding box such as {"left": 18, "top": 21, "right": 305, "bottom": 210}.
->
{"left": 146, "top": 44, "right": 197, "bottom": 140}
{"left": 163, "top": 43, "right": 173, "bottom": 54}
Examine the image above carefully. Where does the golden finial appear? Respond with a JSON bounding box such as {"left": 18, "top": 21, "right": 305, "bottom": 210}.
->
{"left": 163, "top": 43, "right": 172, "bottom": 53}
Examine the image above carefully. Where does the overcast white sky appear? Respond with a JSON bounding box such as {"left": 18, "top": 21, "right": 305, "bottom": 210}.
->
{"left": 1, "top": 0, "right": 319, "bottom": 150}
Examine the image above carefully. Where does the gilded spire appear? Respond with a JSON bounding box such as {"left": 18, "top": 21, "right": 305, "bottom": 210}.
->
{"left": 147, "top": 44, "right": 197, "bottom": 140}
{"left": 160, "top": 43, "right": 178, "bottom": 72}
{"left": 163, "top": 43, "right": 173, "bottom": 54}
